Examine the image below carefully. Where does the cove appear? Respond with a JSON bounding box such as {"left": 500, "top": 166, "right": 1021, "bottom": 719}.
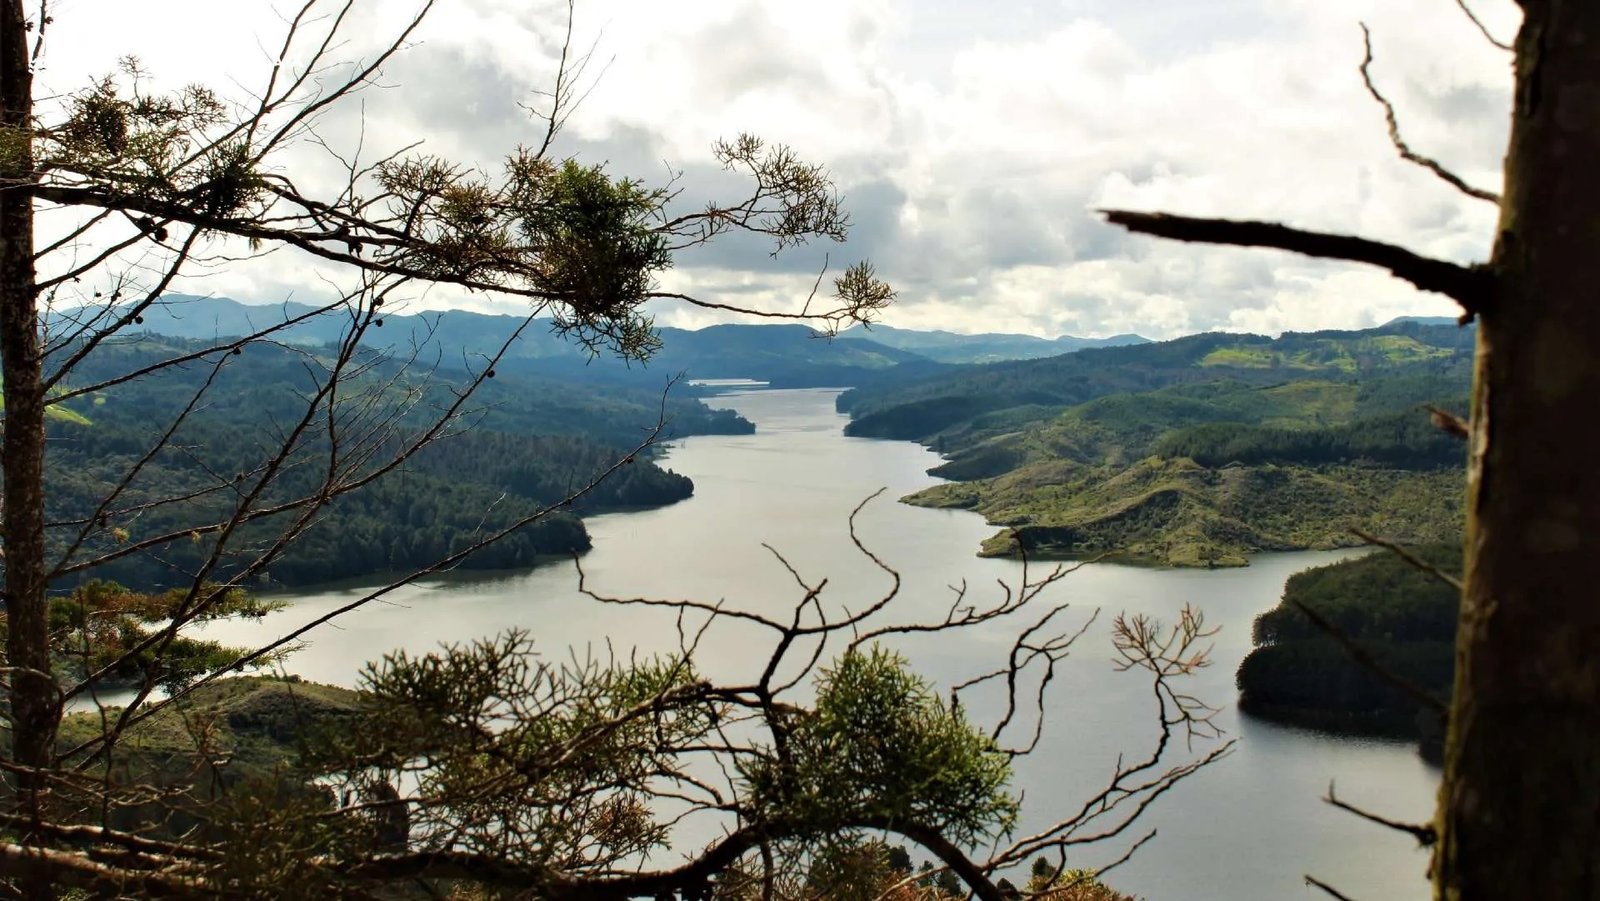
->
{"left": 198, "top": 387, "right": 1439, "bottom": 901}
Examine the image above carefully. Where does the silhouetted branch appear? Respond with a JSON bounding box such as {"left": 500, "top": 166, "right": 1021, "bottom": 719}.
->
{"left": 1100, "top": 211, "right": 1493, "bottom": 315}
{"left": 1305, "top": 874, "right": 1360, "bottom": 901}
{"left": 1325, "top": 782, "right": 1437, "bottom": 846}
{"left": 1359, "top": 23, "right": 1501, "bottom": 204}
{"left": 1288, "top": 594, "right": 1449, "bottom": 716}
{"left": 1350, "top": 528, "right": 1464, "bottom": 593}
{"left": 1451, "top": 0, "right": 1512, "bottom": 50}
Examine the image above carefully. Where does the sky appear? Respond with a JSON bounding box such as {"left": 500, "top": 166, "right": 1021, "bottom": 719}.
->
{"left": 33, "top": 0, "right": 1520, "bottom": 340}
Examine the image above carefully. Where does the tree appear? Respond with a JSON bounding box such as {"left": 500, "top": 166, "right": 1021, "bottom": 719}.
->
{"left": 1103, "top": 3, "right": 1598, "bottom": 897}
{"left": 0, "top": 3, "right": 1223, "bottom": 898}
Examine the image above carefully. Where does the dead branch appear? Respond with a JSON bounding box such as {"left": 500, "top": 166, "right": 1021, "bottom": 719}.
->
{"left": 1099, "top": 210, "right": 1493, "bottom": 315}
{"left": 1426, "top": 405, "right": 1470, "bottom": 441}
{"left": 1349, "top": 528, "right": 1464, "bottom": 592}
{"left": 1324, "top": 782, "right": 1437, "bottom": 846}
{"left": 1305, "top": 874, "right": 1360, "bottom": 901}
{"left": 1359, "top": 23, "right": 1501, "bottom": 204}
{"left": 1450, "top": 0, "right": 1512, "bottom": 50}
{"left": 1287, "top": 595, "right": 1448, "bottom": 716}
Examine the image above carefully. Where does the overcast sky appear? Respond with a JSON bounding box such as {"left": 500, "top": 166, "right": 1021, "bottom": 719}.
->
{"left": 36, "top": 0, "right": 1520, "bottom": 339}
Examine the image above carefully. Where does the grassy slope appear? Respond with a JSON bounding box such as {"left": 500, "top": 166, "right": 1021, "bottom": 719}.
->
{"left": 58, "top": 677, "right": 366, "bottom": 780}
{"left": 911, "top": 458, "right": 1461, "bottom": 566}
{"left": 865, "top": 326, "right": 1472, "bottom": 566}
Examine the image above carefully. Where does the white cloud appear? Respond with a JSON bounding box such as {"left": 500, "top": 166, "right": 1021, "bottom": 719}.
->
{"left": 30, "top": 0, "right": 1518, "bottom": 339}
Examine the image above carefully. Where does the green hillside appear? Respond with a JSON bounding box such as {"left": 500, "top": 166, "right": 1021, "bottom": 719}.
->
{"left": 845, "top": 324, "right": 1472, "bottom": 565}
{"left": 42, "top": 335, "right": 750, "bottom": 590}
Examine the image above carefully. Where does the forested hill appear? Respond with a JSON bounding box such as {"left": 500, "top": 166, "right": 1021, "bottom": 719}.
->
{"left": 841, "top": 322, "right": 1475, "bottom": 566}
{"left": 1237, "top": 546, "right": 1459, "bottom": 757}
{"left": 839, "top": 322, "right": 1475, "bottom": 437}
{"left": 42, "top": 335, "right": 749, "bottom": 590}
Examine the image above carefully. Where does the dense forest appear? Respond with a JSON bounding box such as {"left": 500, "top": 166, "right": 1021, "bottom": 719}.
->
{"left": 1236, "top": 546, "right": 1460, "bottom": 757}
{"left": 42, "top": 335, "right": 750, "bottom": 590}
{"left": 844, "top": 323, "right": 1474, "bottom": 564}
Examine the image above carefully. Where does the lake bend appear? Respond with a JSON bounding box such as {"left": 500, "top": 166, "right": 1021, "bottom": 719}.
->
{"left": 197, "top": 387, "right": 1440, "bottom": 901}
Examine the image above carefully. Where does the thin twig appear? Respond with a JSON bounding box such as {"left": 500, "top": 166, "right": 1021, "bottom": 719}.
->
{"left": 1350, "top": 528, "right": 1464, "bottom": 592}
{"left": 1450, "top": 0, "right": 1512, "bottom": 50}
{"left": 1325, "top": 781, "right": 1438, "bottom": 846}
{"left": 1359, "top": 23, "right": 1501, "bottom": 204}
{"left": 1288, "top": 595, "right": 1449, "bottom": 716}
{"left": 1305, "top": 874, "right": 1360, "bottom": 901}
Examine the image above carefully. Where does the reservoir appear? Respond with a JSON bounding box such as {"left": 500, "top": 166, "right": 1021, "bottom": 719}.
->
{"left": 200, "top": 387, "right": 1439, "bottom": 900}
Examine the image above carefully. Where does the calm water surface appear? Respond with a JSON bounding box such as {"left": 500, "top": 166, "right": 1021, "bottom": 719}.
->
{"left": 200, "top": 388, "right": 1438, "bottom": 900}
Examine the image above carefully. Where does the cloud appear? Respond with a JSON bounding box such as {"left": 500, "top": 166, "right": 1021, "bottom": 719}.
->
{"left": 31, "top": 0, "right": 1519, "bottom": 339}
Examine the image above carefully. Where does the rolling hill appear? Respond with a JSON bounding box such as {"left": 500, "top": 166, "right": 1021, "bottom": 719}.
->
{"left": 842, "top": 322, "right": 1474, "bottom": 565}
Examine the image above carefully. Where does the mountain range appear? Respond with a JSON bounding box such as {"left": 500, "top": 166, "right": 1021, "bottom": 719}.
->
{"left": 54, "top": 296, "right": 1147, "bottom": 387}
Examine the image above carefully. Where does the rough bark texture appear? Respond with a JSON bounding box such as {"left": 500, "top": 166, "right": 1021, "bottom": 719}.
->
{"left": 1, "top": 0, "right": 56, "bottom": 870}
{"left": 1436, "top": 2, "right": 1600, "bottom": 898}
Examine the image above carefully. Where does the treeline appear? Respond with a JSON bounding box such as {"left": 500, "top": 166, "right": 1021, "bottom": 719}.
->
{"left": 1154, "top": 404, "right": 1468, "bottom": 469}
{"left": 41, "top": 336, "right": 726, "bottom": 590}
{"left": 1236, "top": 545, "right": 1460, "bottom": 755}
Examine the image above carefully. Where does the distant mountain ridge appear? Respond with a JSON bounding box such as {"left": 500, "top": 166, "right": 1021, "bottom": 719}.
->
{"left": 53, "top": 295, "right": 1151, "bottom": 387}
{"left": 837, "top": 323, "right": 1148, "bottom": 364}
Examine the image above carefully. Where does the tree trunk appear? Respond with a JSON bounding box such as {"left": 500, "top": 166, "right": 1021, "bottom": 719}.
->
{"left": 1, "top": 3, "right": 56, "bottom": 898}
{"left": 1437, "top": 3, "right": 1600, "bottom": 897}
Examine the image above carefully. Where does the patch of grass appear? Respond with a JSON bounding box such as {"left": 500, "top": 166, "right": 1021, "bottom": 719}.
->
{"left": 58, "top": 676, "right": 366, "bottom": 777}
{"left": 947, "top": 457, "right": 1461, "bottom": 567}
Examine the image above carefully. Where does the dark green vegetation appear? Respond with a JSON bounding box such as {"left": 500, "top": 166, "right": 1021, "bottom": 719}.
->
{"left": 42, "top": 334, "right": 750, "bottom": 589}
{"left": 45, "top": 646, "right": 1033, "bottom": 898}
{"left": 1237, "top": 546, "right": 1459, "bottom": 756}
{"left": 56, "top": 675, "right": 366, "bottom": 782}
{"left": 841, "top": 322, "right": 1472, "bottom": 565}
{"left": 53, "top": 676, "right": 370, "bottom": 840}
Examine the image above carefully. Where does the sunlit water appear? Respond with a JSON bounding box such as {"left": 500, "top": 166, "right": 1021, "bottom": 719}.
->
{"left": 192, "top": 388, "right": 1438, "bottom": 900}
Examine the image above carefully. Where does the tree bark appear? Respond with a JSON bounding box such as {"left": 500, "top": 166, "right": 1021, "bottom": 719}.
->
{"left": 1, "top": 3, "right": 56, "bottom": 898}
{"left": 1436, "top": 3, "right": 1600, "bottom": 898}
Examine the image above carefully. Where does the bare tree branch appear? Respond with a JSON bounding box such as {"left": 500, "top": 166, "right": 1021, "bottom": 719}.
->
{"left": 1287, "top": 594, "right": 1449, "bottom": 716}
{"left": 1349, "top": 528, "right": 1464, "bottom": 593}
{"left": 1324, "top": 782, "right": 1437, "bottom": 846}
{"left": 1305, "top": 874, "right": 1361, "bottom": 901}
{"left": 1450, "top": 0, "right": 1513, "bottom": 50}
{"left": 1359, "top": 23, "right": 1501, "bottom": 204}
{"left": 1099, "top": 210, "right": 1493, "bottom": 316}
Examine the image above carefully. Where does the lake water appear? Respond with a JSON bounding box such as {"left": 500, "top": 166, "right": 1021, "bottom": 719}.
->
{"left": 198, "top": 388, "right": 1439, "bottom": 900}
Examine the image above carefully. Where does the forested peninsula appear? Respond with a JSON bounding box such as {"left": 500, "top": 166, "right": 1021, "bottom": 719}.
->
{"left": 1237, "top": 546, "right": 1460, "bottom": 758}
{"left": 839, "top": 321, "right": 1472, "bottom": 566}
